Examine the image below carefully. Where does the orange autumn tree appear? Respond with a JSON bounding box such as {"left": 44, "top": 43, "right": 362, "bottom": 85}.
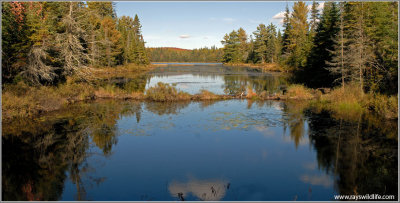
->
{"left": 100, "top": 16, "right": 121, "bottom": 67}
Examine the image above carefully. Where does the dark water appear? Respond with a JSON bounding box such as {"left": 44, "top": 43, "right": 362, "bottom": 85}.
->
{"left": 2, "top": 65, "right": 398, "bottom": 201}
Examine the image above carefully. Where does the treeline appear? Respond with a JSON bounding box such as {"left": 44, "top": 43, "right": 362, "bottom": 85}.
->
{"left": 2, "top": 1, "right": 149, "bottom": 85}
{"left": 221, "top": 2, "right": 398, "bottom": 95}
{"left": 149, "top": 46, "right": 223, "bottom": 62}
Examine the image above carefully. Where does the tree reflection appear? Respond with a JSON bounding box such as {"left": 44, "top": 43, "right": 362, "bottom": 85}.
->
{"left": 2, "top": 100, "right": 144, "bottom": 200}
{"left": 223, "top": 74, "right": 287, "bottom": 95}
{"left": 281, "top": 101, "right": 309, "bottom": 148}
{"left": 279, "top": 100, "right": 397, "bottom": 197}
{"left": 304, "top": 110, "right": 397, "bottom": 197}
{"left": 145, "top": 101, "right": 190, "bottom": 115}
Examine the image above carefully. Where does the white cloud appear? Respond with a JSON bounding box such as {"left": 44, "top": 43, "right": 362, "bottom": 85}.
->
{"left": 272, "top": 11, "right": 286, "bottom": 20}
{"left": 272, "top": 11, "right": 287, "bottom": 24}
{"left": 179, "top": 34, "right": 191, "bottom": 39}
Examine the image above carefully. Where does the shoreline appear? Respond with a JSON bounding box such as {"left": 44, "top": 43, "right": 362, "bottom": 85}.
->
{"left": 2, "top": 64, "right": 397, "bottom": 122}
{"left": 223, "top": 63, "right": 284, "bottom": 72}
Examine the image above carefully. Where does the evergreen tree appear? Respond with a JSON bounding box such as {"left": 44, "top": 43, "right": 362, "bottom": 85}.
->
{"left": 132, "top": 14, "right": 149, "bottom": 65}
{"left": 344, "top": 2, "right": 374, "bottom": 95}
{"left": 237, "top": 28, "right": 249, "bottom": 63}
{"left": 309, "top": 1, "right": 319, "bottom": 37}
{"left": 327, "top": 2, "right": 349, "bottom": 90}
{"left": 2, "top": 2, "right": 31, "bottom": 83}
{"left": 302, "top": 2, "right": 340, "bottom": 88}
{"left": 253, "top": 24, "right": 268, "bottom": 63}
{"left": 276, "top": 30, "right": 283, "bottom": 63}
{"left": 363, "top": 2, "right": 398, "bottom": 94}
{"left": 221, "top": 30, "right": 241, "bottom": 63}
{"left": 285, "top": 1, "right": 310, "bottom": 70}
{"left": 265, "top": 23, "right": 278, "bottom": 63}
{"left": 281, "top": 4, "right": 291, "bottom": 55}
{"left": 99, "top": 16, "right": 121, "bottom": 67}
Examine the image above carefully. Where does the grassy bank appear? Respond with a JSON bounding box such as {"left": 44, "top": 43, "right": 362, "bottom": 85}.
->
{"left": 310, "top": 83, "right": 398, "bottom": 120}
{"left": 223, "top": 63, "right": 283, "bottom": 72}
{"left": 2, "top": 64, "right": 153, "bottom": 120}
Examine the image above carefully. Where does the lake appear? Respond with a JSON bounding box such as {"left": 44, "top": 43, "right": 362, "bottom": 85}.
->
{"left": 2, "top": 64, "right": 398, "bottom": 201}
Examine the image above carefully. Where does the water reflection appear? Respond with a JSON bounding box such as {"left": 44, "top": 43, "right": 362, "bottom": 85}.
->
{"left": 2, "top": 99, "right": 397, "bottom": 200}
{"left": 169, "top": 178, "right": 229, "bottom": 201}
{"left": 305, "top": 110, "right": 398, "bottom": 197}
{"left": 102, "top": 65, "right": 288, "bottom": 95}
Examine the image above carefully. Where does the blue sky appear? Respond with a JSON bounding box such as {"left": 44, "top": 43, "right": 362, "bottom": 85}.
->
{"left": 115, "top": 1, "right": 323, "bottom": 49}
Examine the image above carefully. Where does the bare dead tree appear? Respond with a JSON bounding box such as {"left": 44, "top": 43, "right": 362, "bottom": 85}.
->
{"left": 22, "top": 45, "right": 56, "bottom": 85}
{"left": 57, "top": 2, "right": 92, "bottom": 79}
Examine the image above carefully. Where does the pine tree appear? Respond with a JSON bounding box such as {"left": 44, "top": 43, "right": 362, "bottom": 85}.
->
{"left": 2, "top": 2, "right": 31, "bottom": 83}
{"left": 285, "top": 1, "right": 310, "bottom": 70}
{"left": 326, "top": 2, "right": 349, "bottom": 90}
{"left": 99, "top": 16, "right": 121, "bottom": 67}
{"left": 301, "top": 2, "right": 339, "bottom": 88}
{"left": 309, "top": 1, "right": 319, "bottom": 37}
{"left": 221, "top": 30, "right": 241, "bottom": 63}
{"left": 344, "top": 2, "right": 373, "bottom": 95}
{"left": 253, "top": 24, "right": 268, "bottom": 63}
{"left": 265, "top": 23, "right": 278, "bottom": 63}
{"left": 237, "top": 28, "right": 249, "bottom": 63}
{"left": 276, "top": 30, "right": 283, "bottom": 63}
{"left": 281, "top": 4, "right": 291, "bottom": 55}
{"left": 132, "top": 15, "right": 149, "bottom": 65}
{"left": 363, "top": 2, "right": 398, "bottom": 94}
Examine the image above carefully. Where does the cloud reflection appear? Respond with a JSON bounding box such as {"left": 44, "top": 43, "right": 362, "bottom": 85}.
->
{"left": 169, "top": 178, "right": 229, "bottom": 201}
{"left": 300, "top": 174, "right": 333, "bottom": 188}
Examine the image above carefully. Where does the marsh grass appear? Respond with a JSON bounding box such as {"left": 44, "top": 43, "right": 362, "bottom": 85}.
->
{"left": 311, "top": 83, "right": 398, "bottom": 120}
{"left": 226, "top": 63, "right": 283, "bottom": 72}
{"left": 145, "top": 82, "right": 191, "bottom": 101}
{"left": 196, "top": 89, "right": 220, "bottom": 100}
{"left": 286, "top": 84, "right": 314, "bottom": 100}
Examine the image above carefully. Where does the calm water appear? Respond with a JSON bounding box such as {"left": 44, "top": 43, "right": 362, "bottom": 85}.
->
{"left": 105, "top": 64, "right": 286, "bottom": 95}
{"left": 2, "top": 65, "right": 398, "bottom": 201}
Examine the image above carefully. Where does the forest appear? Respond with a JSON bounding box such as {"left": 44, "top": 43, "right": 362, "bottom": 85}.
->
{"left": 2, "top": 1, "right": 149, "bottom": 85}
{"left": 149, "top": 47, "right": 223, "bottom": 62}
{"left": 221, "top": 2, "right": 398, "bottom": 95}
